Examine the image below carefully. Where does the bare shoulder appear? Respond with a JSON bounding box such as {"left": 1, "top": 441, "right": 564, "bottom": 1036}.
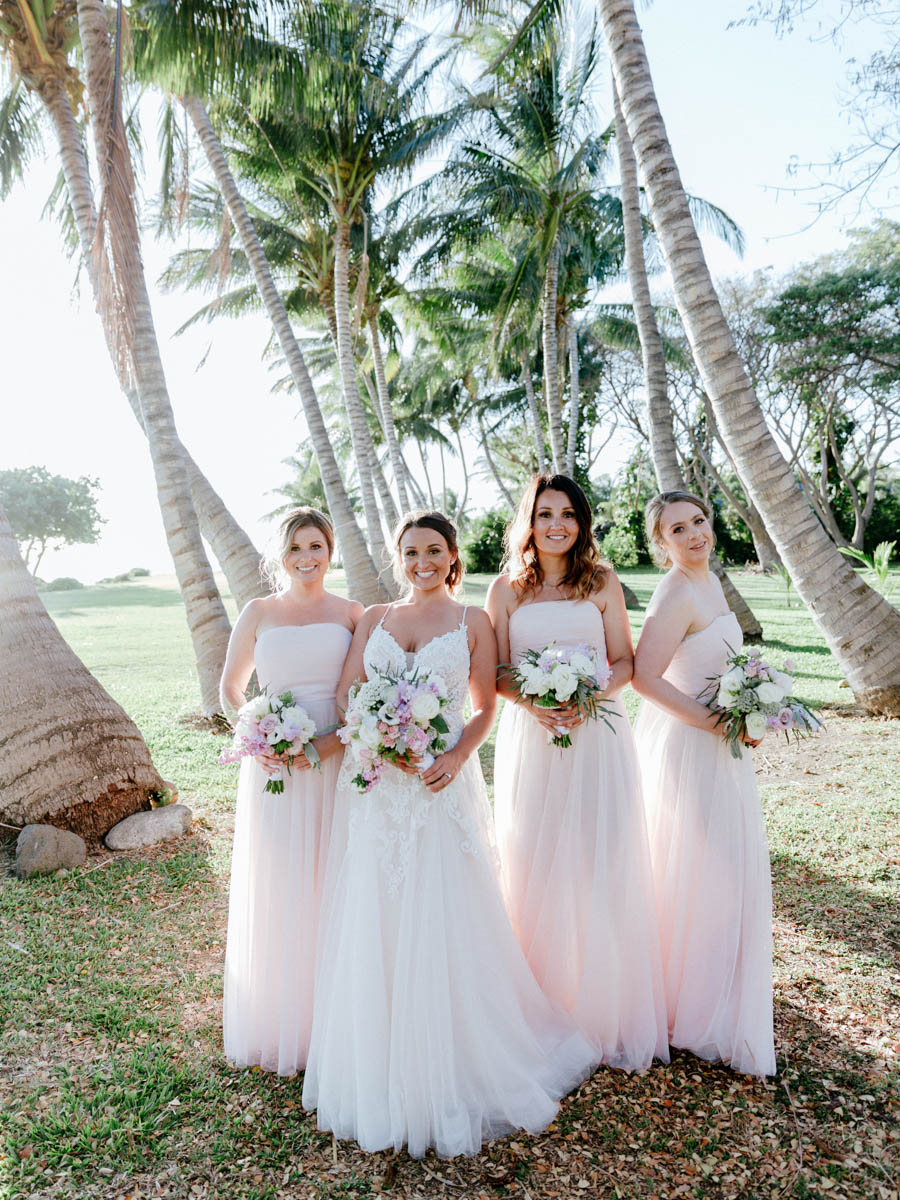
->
{"left": 591, "top": 567, "right": 623, "bottom": 610}
{"left": 235, "top": 594, "right": 273, "bottom": 634}
{"left": 331, "top": 593, "right": 365, "bottom": 629}
{"left": 465, "top": 605, "right": 495, "bottom": 636}
{"left": 486, "top": 574, "right": 515, "bottom": 603}
{"left": 647, "top": 569, "right": 694, "bottom": 620}
{"left": 359, "top": 603, "right": 389, "bottom": 631}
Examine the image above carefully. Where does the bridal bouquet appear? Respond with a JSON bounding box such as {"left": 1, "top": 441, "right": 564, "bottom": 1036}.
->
{"left": 219, "top": 689, "right": 319, "bottom": 793}
{"left": 508, "top": 641, "right": 617, "bottom": 748}
{"left": 703, "top": 648, "right": 822, "bottom": 759}
{"left": 339, "top": 668, "right": 451, "bottom": 793}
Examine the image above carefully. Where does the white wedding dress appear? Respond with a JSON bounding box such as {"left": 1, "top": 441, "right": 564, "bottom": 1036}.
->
{"left": 302, "top": 610, "right": 597, "bottom": 1158}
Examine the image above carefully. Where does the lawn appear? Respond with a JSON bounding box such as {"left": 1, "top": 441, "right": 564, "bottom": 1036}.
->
{"left": 1, "top": 570, "right": 897, "bottom": 1200}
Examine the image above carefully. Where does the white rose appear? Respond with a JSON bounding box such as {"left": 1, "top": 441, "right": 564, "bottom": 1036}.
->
{"left": 756, "top": 681, "right": 784, "bottom": 705}
{"left": 769, "top": 668, "right": 793, "bottom": 696}
{"left": 745, "top": 710, "right": 768, "bottom": 740}
{"left": 381, "top": 683, "right": 400, "bottom": 708}
{"left": 716, "top": 686, "right": 734, "bottom": 710}
{"left": 720, "top": 665, "right": 746, "bottom": 695}
{"left": 427, "top": 674, "right": 448, "bottom": 698}
{"left": 410, "top": 692, "right": 440, "bottom": 722}
{"left": 357, "top": 715, "right": 382, "bottom": 749}
{"left": 568, "top": 651, "right": 594, "bottom": 676}
{"left": 549, "top": 664, "right": 577, "bottom": 700}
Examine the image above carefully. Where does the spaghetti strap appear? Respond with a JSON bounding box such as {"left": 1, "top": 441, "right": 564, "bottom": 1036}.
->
{"left": 376, "top": 603, "right": 393, "bottom": 629}
{"left": 458, "top": 606, "right": 469, "bottom": 631}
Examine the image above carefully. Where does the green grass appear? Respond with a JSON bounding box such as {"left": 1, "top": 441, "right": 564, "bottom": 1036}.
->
{"left": 1, "top": 569, "right": 897, "bottom": 1199}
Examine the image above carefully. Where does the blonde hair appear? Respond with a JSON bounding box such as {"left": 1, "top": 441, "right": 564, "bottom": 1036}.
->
{"left": 393, "top": 511, "right": 464, "bottom": 595}
{"left": 504, "top": 474, "right": 608, "bottom": 600}
{"left": 644, "top": 490, "right": 714, "bottom": 568}
{"left": 263, "top": 507, "right": 334, "bottom": 592}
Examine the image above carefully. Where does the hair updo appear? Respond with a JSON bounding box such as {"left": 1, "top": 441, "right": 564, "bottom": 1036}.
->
{"left": 393, "top": 511, "right": 464, "bottom": 594}
{"left": 644, "top": 490, "right": 714, "bottom": 568}
{"left": 504, "top": 473, "right": 608, "bottom": 599}
{"left": 263, "top": 506, "right": 334, "bottom": 591}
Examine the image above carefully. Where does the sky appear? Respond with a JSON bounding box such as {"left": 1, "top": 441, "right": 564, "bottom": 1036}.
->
{"left": 0, "top": 0, "right": 892, "bottom": 584}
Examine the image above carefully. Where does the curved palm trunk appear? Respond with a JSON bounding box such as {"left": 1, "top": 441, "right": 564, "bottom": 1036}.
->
{"left": 184, "top": 98, "right": 386, "bottom": 603}
{"left": 521, "top": 356, "right": 547, "bottom": 471}
{"left": 614, "top": 74, "right": 762, "bottom": 637}
{"left": 0, "top": 505, "right": 163, "bottom": 842}
{"left": 368, "top": 313, "right": 411, "bottom": 512}
{"left": 542, "top": 242, "right": 564, "bottom": 471}
{"left": 77, "top": 0, "right": 231, "bottom": 714}
{"left": 601, "top": 0, "right": 900, "bottom": 713}
{"left": 565, "top": 320, "right": 580, "bottom": 477}
{"left": 613, "top": 78, "right": 679, "bottom": 489}
{"left": 40, "top": 84, "right": 265, "bottom": 612}
{"left": 334, "top": 216, "right": 390, "bottom": 566}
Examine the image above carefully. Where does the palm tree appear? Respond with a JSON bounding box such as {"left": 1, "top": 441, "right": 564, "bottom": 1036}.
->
{"left": 1, "top": 1, "right": 237, "bottom": 710}
{"left": 0, "top": 503, "right": 164, "bottom": 840}
{"left": 73, "top": 0, "right": 233, "bottom": 714}
{"left": 612, "top": 76, "right": 762, "bottom": 639}
{"left": 600, "top": 0, "right": 900, "bottom": 713}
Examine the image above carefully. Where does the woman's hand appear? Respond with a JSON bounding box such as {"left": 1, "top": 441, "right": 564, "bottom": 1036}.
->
{"left": 526, "top": 698, "right": 585, "bottom": 735}
{"left": 421, "top": 748, "right": 467, "bottom": 792}
{"left": 392, "top": 753, "right": 423, "bottom": 776}
{"left": 254, "top": 748, "right": 312, "bottom": 776}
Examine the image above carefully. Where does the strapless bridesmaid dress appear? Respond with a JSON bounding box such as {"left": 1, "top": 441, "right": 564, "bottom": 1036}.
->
{"left": 223, "top": 622, "right": 351, "bottom": 1075}
{"left": 633, "top": 612, "right": 775, "bottom": 1077}
{"left": 493, "top": 599, "right": 668, "bottom": 1070}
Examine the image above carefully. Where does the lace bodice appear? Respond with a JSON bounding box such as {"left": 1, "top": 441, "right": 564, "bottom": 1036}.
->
{"left": 341, "top": 608, "right": 493, "bottom": 896}
{"left": 362, "top": 613, "right": 471, "bottom": 749}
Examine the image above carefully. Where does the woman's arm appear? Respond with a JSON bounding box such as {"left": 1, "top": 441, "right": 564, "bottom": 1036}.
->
{"left": 485, "top": 576, "right": 519, "bottom": 701}
{"left": 596, "top": 573, "right": 634, "bottom": 700}
{"left": 313, "top": 601, "right": 372, "bottom": 764}
{"left": 632, "top": 581, "right": 722, "bottom": 732}
{"left": 422, "top": 609, "right": 498, "bottom": 791}
{"left": 219, "top": 598, "right": 266, "bottom": 716}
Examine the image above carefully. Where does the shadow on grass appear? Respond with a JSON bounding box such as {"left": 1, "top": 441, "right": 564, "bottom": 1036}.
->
{"left": 761, "top": 637, "right": 835, "bottom": 659}
{"left": 772, "top": 851, "right": 899, "bottom": 964}
{"left": 42, "top": 586, "right": 186, "bottom": 614}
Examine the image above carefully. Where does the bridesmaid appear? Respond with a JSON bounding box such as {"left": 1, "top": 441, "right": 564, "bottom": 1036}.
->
{"left": 487, "top": 474, "right": 668, "bottom": 1070}
{"left": 219, "top": 507, "right": 362, "bottom": 1075}
{"left": 632, "top": 490, "right": 775, "bottom": 1077}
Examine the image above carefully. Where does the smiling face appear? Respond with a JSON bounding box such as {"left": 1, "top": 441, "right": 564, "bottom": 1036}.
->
{"left": 282, "top": 525, "right": 331, "bottom": 584}
{"left": 658, "top": 500, "right": 714, "bottom": 568}
{"left": 532, "top": 488, "right": 580, "bottom": 560}
{"left": 399, "top": 526, "right": 457, "bottom": 594}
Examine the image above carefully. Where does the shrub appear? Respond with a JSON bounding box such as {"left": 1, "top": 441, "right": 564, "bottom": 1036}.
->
{"left": 41, "top": 577, "right": 84, "bottom": 592}
{"left": 463, "top": 510, "right": 508, "bottom": 574}
{"left": 599, "top": 524, "right": 642, "bottom": 569}
{"left": 128, "top": 567, "right": 150, "bottom": 578}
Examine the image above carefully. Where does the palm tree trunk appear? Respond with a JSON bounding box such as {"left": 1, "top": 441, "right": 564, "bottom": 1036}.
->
{"left": 416, "top": 438, "right": 435, "bottom": 508}
{"left": 521, "top": 357, "right": 547, "bottom": 471}
{"left": 0, "top": 504, "right": 164, "bottom": 842}
{"left": 477, "top": 412, "right": 516, "bottom": 511}
{"left": 77, "top": 0, "right": 232, "bottom": 715}
{"left": 542, "top": 242, "right": 564, "bottom": 472}
{"left": 453, "top": 427, "right": 470, "bottom": 525}
{"left": 40, "top": 84, "right": 266, "bottom": 613}
{"left": 334, "top": 215, "right": 390, "bottom": 564}
{"left": 601, "top": 0, "right": 900, "bottom": 713}
{"left": 184, "top": 97, "right": 387, "bottom": 603}
{"left": 565, "top": 320, "right": 580, "bottom": 477}
{"left": 368, "top": 313, "right": 411, "bottom": 512}
{"left": 613, "top": 76, "right": 680, "bottom": 491}
{"left": 614, "top": 71, "right": 763, "bottom": 637}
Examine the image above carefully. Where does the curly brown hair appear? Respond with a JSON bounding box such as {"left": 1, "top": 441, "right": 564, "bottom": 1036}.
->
{"left": 393, "top": 511, "right": 464, "bottom": 595}
{"left": 504, "top": 474, "right": 608, "bottom": 600}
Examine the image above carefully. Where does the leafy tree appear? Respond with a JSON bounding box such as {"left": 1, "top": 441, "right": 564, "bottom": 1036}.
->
{"left": 462, "top": 510, "right": 508, "bottom": 574}
{"left": 0, "top": 466, "right": 103, "bottom": 575}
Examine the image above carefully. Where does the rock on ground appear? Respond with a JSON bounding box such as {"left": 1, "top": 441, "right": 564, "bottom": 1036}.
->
{"left": 105, "top": 804, "right": 193, "bottom": 850}
{"left": 16, "top": 825, "right": 87, "bottom": 878}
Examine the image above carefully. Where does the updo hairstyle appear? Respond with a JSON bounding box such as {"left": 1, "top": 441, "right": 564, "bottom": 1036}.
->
{"left": 644, "top": 490, "right": 714, "bottom": 568}
{"left": 263, "top": 506, "right": 334, "bottom": 592}
{"left": 393, "top": 511, "right": 464, "bottom": 594}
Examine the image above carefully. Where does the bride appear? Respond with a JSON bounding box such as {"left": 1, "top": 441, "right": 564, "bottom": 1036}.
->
{"left": 302, "top": 511, "right": 596, "bottom": 1158}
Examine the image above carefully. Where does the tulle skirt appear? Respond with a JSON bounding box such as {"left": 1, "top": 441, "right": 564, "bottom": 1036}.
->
{"left": 302, "top": 756, "right": 597, "bottom": 1158}
{"left": 634, "top": 701, "right": 775, "bottom": 1077}
{"left": 494, "top": 698, "right": 668, "bottom": 1070}
{"left": 223, "top": 748, "right": 340, "bottom": 1075}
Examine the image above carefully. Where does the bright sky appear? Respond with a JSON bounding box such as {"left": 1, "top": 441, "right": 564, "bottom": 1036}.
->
{"left": 0, "top": 0, "right": 891, "bottom": 583}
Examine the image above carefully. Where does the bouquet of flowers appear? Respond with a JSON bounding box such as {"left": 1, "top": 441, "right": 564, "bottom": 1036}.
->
{"left": 219, "top": 689, "right": 320, "bottom": 793}
{"left": 703, "top": 647, "right": 822, "bottom": 759}
{"left": 339, "top": 668, "right": 451, "bottom": 793}
{"left": 507, "top": 641, "right": 617, "bottom": 748}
